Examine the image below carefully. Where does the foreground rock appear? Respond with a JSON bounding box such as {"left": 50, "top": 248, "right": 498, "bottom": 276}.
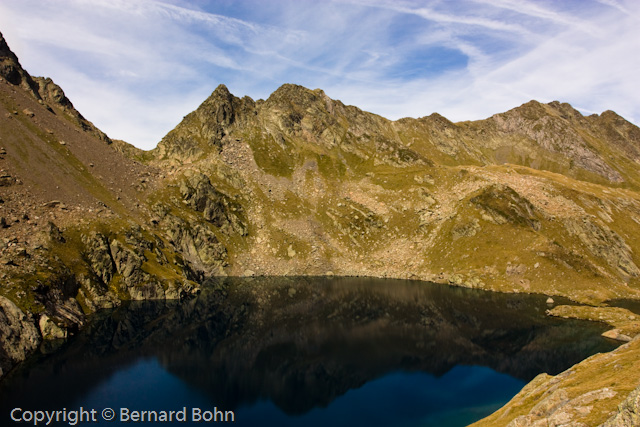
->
{"left": 472, "top": 336, "right": 640, "bottom": 426}
{"left": 602, "top": 385, "right": 640, "bottom": 427}
{"left": 547, "top": 305, "right": 640, "bottom": 341}
{"left": 0, "top": 296, "right": 40, "bottom": 377}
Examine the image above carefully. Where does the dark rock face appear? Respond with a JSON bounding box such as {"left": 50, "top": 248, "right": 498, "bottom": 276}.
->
{"left": 162, "top": 214, "right": 228, "bottom": 275}
{"left": 82, "top": 232, "right": 117, "bottom": 286}
{"left": 179, "top": 172, "right": 247, "bottom": 236}
{"left": 0, "top": 32, "right": 40, "bottom": 95}
{"left": 154, "top": 84, "right": 256, "bottom": 161}
{"left": 471, "top": 185, "right": 541, "bottom": 231}
{"left": 0, "top": 296, "right": 40, "bottom": 378}
{"left": 78, "top": 227, "right": 202, "bottom": 305}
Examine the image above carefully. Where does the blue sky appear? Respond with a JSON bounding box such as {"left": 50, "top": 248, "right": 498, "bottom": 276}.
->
{"left": 1, "top": 0, "right": 639, "bottom": 150}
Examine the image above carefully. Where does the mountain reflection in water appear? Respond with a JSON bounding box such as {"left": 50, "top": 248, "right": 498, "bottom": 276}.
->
{"left": 0, "top": 277, "right": 618, "bottom": 426}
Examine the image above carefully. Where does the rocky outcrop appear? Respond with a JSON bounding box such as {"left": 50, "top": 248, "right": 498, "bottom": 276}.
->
{"left": 0, "top": 296, "right": 40, "bottom": 378}
{"left": 490, "top": 101, "right": 623, "bottom": 182}
{"left": 82, "top": 231, "right": 117, "bottom": 286}
{"left": 0, "top": 31, "right": 110, "bottom": 143}
{"left": 564, "top": 218, "right": 640, "bottom": 278}
{"left": 153, "top": 84, "right": 256, "bottom": 162}
{"left": 601, "top": 385, "right": 640, "bottom": 426}
{"left": 162, "top": 214, "right": 228, "bottom": 275}
{"left": 39, "top": 314, "right": 67, "bottom": 340}
{"left": 471, "top": 185, "right": 541, "bottom": 230}
{"left": 179, "top": 172, "right": 247, "bottom": 236}
{"left": 0, "top": 31, "right": 40, "bottom": 97}
{"left": 79, "top": 228, "right": 201, "bottom": 303}
{"left": 587, "top": 110, "right": 640, "bottom": 163}
{"left": 505, "top": 386, "right": 618, "bottom": 426}
{"left": 32, "top": 77, "right": 111, "bottom": 143}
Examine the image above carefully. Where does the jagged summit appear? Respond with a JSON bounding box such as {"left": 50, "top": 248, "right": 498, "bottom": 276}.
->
{"left": 150, "top": 82, "right": 640, "bottom": 187}
{"left": 0, "top": 31, "right": 111, "bottom": 144}
{"left": 0, "top": 31, "right": 40, "bottom": 96}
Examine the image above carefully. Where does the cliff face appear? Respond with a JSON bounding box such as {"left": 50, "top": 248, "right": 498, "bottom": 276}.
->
{"left": 2, "top": 29, "right": 640, "bottom": 424}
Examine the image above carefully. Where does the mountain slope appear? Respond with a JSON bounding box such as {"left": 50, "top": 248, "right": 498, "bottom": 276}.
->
{"left": 0, "top": 31, "right": 200, "bottom": 375}
{"left": 147, "top": 83, "right": 640, "bottom": 305}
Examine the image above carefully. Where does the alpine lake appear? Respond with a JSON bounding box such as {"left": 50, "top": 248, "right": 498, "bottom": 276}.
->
{"left": 0, "top": 277, "right": 619, "bottom": 426}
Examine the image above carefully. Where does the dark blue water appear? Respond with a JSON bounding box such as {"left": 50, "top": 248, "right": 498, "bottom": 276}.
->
{"left": 0, "top": 277, "right": 618, "bottom": 426}
{"left": 69, "top": 358, "right": 524, "bottom": 426}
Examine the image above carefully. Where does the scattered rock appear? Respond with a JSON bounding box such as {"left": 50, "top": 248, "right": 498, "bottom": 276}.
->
{"left": 0, "top": 173, "right": 16, "bottom": 186}
{"left": 42, "top": 200, "right": 62, "bottom": 208}
{"left": 287, "top": 244, "right": 296, "bottom": 258}
{"left": 452, "top": 219, "right": 480, "bottom": 240}
{"left": 47, "top": 221, "right": 65, "bottom": 243}
{"left": 15, "top": 247, "right": 28, "bottom": 257}
{"left": 506, "top": 263, "right": 527, "bottom": 276}
{"left": 546, "top": 297, "right": 555, "bottom": 304}
{"left": 38, "top": 314, "right": 67, "bottom": 340}
{"left": 449, "top": 274, "right": 464, "bottom": 286}
{"left": 22, "top": 108, "right": 34, "bottom": 117}
{"left": 601, "top": 329, "right": 632, "bottom": 342}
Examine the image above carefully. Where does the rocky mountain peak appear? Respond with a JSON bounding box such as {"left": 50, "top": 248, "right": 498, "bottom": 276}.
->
{"left": 0, "top": 32, "right": 110, "bottom": 143}
{"left": 0, "top": 31, "right": 41, "bottom": 98}
{"left": 262, "top": 84, "right": 323, "bottom": 120}
{"left": 197, "top": 83, "right": 240, "bottom": 126}
{"left": 213, "top": 83, "right": 231, "bottom": 96}
{"left": 547, "top": 100, "right": 585, "bottom": 122}
{"left": 153, "top": 84, "right": 258, "bottom": 162}
{"left": 421, "top": 112, "right": 456, "bottom": 127}
{"left": 150, "top": 83, "right": 640, "bottom": 185}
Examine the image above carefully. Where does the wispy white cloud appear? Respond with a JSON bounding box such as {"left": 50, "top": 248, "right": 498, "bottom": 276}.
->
{"left": 594, "top": 0, "right": 634, "bottom": 16}
{"left": 471, "top": 0, "right": 586, "bottom": 27}
{"left": 0, "top": 0, "right": 638, "bottom": 149}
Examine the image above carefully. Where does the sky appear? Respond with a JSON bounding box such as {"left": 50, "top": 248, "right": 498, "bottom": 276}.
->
{"left": 1, "top": 0, "right": 639, "bottom": 150}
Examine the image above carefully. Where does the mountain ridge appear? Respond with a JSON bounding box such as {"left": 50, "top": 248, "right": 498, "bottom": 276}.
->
{"left": 153, "top": 81, "right": 640, "bottom": 187}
